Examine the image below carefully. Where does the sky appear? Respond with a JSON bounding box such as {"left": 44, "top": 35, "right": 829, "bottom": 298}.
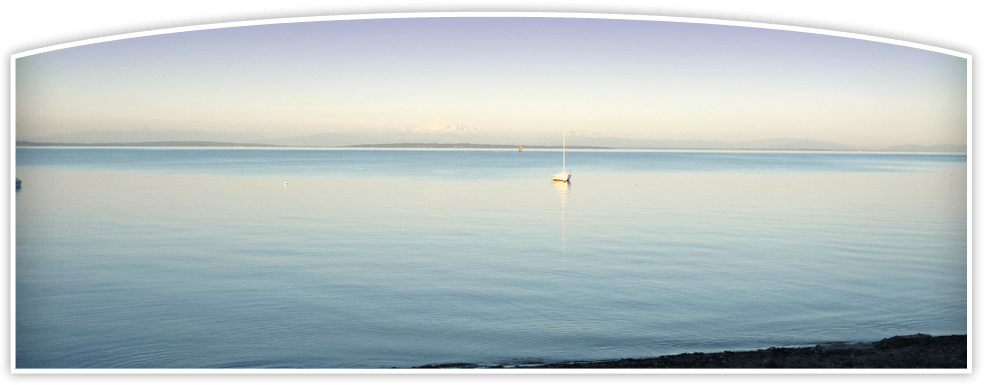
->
{"left": 15, "top": 16, "right": 968, "bottom": 147}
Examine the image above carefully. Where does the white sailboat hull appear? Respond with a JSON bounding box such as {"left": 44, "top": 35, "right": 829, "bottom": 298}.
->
{"left": 552, "top": 172, "right": 570, "bottom": 182}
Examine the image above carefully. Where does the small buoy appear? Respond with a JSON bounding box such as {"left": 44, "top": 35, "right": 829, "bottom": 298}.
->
{"left": 519, "top": 146, "right": 523, "bottom": 152}
{"left": 284, "top": 182, "right": 288, "bottom": 186}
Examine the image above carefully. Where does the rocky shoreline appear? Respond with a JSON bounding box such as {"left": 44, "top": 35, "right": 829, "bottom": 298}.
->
{"left": 413, "top": 334, "right": 967, "bottom": 369}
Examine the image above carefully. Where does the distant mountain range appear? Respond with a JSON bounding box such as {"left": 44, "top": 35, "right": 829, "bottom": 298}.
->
{"left": 878, "top": 144, "right": 968, "bottom": 153}
{"left": 406, "top": 118, "right": 479, "bottom": 134}
{"left": 17, "top": 119, "right": 966, "bottom": 153}
{"left": 29, "top": 128, "right": 276, "bottom": 144}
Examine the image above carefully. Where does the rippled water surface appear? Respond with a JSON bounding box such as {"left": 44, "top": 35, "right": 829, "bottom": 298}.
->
{"left": 15, "top": 148, "right": 967, "bottom": 368}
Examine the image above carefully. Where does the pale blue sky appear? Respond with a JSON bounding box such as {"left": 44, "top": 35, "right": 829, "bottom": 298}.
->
{"left": 16, "top": 17, "right": 967, "bottom": 146}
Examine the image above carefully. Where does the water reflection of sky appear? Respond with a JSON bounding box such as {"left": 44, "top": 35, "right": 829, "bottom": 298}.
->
{"left": 16, "top": 148, "right": 967, "bottom": 179}
{"left": 14, "top": 149, "right": 967, "bottom": 368}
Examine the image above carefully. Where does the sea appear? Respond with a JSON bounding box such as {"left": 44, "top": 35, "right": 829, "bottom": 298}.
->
{"left": 14, "top": 147, "right": 968, "bottom": 369}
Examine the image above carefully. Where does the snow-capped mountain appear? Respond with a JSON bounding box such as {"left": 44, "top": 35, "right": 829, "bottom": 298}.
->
{"left": 408, "top": 118, "right": 479, "bottom": 134}
{"left": 559, "top": 130, "right": 602, "bottom": 138}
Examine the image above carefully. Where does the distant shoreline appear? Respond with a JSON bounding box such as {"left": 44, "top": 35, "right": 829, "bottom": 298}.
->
{"left": 14, "top": 141, "right": 966, "bottom": 153}
{"left": 15, "top": 140, "right": 280, "bottom": 148}
{"left": 412, "top": 334, "right": 967, "bottom": 369}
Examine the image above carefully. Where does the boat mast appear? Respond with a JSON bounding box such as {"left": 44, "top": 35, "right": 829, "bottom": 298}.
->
{"left": 563, "top": 111, "right": 566, "bottom": 172}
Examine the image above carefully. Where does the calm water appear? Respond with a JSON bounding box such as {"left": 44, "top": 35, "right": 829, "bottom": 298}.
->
{"left": 15, "top": 148, "right": 967, "bottom": 368}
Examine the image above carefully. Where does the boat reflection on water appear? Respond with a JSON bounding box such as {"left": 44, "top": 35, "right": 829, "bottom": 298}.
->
{"left": 552, "top": 179, "right": 570, "bottom": 193}
{"left": 552, "top": 180, "right": 569, "bottom": 251}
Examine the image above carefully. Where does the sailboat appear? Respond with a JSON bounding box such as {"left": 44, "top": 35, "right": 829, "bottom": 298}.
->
{"left": 552, "top": 114, "right": 571, "bottom": 182}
